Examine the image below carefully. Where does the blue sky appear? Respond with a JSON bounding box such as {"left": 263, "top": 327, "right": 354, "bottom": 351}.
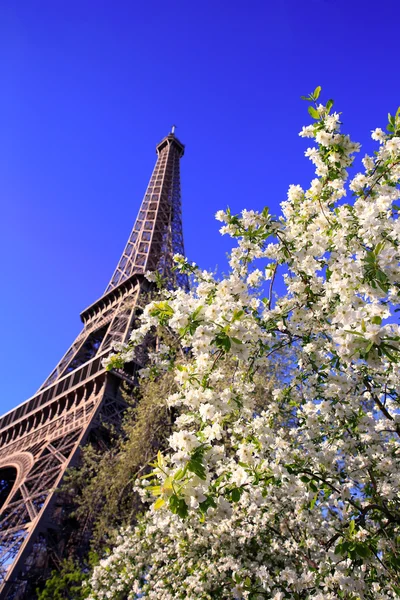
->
{"left": 1, "top": 0, "right": 399, "bottom": 413}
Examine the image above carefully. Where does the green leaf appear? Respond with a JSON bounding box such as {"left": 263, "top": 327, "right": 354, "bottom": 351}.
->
{"left": 262, "top": 206, "right": 269, "bottom": 217}
{"left": 334, "top": 542, "right": 343, "bottom": 555}
{"left": 149, "top": 301, "right": 174, "bottom": 325}
{"left": 157, "top": 450, "right": 164, "bottom": 468}
{"left": 187, "top": 458, "right": 206, "bottom": 480}
{"left": 199, "top": 495, "right": 217, "bottom": 513}
{"left": 212, "top": 331, "right": 232, "bottom": 352}
{"left": 285, "top": 463, "right": 296, "bottom": 474}
{"left": 173, "top": 468, "right": 185, "bottom": 482}
{"left": 154, "top": 497, "right": 165, "bottom": 510}
{"left": 355, "top": 543, "right": 370, "bottom": 558}
{"left": 232, "top": 309, "right": 244, "bottom": 322}
{"left": 371, "top": 316, "right": 382, "bottom": 325}
{"left": 169, "top": 494, "right": 188, "bottom": 518}
{"left": 365, "top": 340, "right": 374, "bottom": 354}
{"left": 187, "top": 445, "right": 208, "bottom": 480}
{"left": 148, "top": 484, "right": 162, "bottom": 496}
{"left": 140, "top": 472, "right": 156, "bottom": 479}
{"left": 192, "top": 305, "right": 203, "bottom": 319}
{"left": 326, "top": 99, "right": 334, "bottom": 112}
{"left": 313, "top": 85, "right": 321, "bottom": 100}
{"left": 381, "top": 344, "right": 399, "bottom": 362}
{"left": 363, "top": 247, "right": 390, "bottom": 293}
{"left": 308, "top": 106, "right": 320, "bottom": 120}
{"left": 230, "top": 488, "right": 242, "bottom": 502}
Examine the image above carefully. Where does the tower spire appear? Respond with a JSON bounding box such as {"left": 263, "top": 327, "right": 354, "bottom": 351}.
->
{"left": 0, "top": 133, "right": 188, "bottom": 599}
{"left": 105, "top": 131, "right": 188, "bottom": 293}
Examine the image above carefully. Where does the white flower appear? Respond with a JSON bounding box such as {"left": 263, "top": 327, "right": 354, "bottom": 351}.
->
{"left": 144, "top": 270, "right": 157, "bottom": 282}
{"left": 287, "top": 184, "right": 304, "bottom": 203}
{"left": 315, "top": 130, "right": 332, "bottom": 146}
{"left": 169, "top": 430, "right": 200, "bottom": 452}
{"left": 215, "top": 210, "right": 228, "bottom": 222}
{"left": 299, "top": 125, "right": 315, "bottom": 138}
{"left": 385, "top": 137, "right": 400, "bottom": 155}
{"left": 371, "top": 127, "right": 386, "bottom": 142}
{"left": 247, "top": 269, "right": 263, "bottom": 287}
{"left": 199, "top": 403, "right": 216, "bottom": 421}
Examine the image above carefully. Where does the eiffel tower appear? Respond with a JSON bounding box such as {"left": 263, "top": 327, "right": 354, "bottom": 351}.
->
{"left": 0, "top": 130, "right": 188, "bottom": 599}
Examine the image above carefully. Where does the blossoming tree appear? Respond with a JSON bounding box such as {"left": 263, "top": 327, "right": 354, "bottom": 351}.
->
{"left": 87, "top": 90, "right": 400, "bottom": 599}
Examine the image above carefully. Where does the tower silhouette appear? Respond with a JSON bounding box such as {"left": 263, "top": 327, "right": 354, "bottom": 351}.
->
{"left": 0, "top": 131, "right": 187, "bottom": 599}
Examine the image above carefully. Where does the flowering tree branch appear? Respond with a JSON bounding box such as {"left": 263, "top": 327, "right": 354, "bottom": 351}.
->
{"left": 90, "top": 91, "right": 400, "bottom": 600}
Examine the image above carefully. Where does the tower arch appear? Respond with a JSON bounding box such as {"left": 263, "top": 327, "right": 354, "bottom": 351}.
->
{"left": 0, "top": 467, "right": 17, "bottom": 511}
{"left": 0, "top": 452, "right": 34, "bottom": 513}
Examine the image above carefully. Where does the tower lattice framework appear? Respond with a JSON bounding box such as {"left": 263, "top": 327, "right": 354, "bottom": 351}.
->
{"left": 0, "top": 132, "right": 187, "bottom": 599}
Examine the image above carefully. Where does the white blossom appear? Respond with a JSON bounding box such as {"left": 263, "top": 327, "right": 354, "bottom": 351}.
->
{"left": 89, "top": 96, "right": 400, "bottom": 600}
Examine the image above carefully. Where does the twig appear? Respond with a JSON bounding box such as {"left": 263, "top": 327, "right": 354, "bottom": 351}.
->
{"left": 267, "top": 264, "right": 278, "bottom": 310}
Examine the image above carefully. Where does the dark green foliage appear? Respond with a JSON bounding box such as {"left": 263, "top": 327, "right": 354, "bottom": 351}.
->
{"left": 64, "top": 371, "right": 177, "bottom": 551}
{"left": 36, "top": 558, "right": 91, "bottom": 600}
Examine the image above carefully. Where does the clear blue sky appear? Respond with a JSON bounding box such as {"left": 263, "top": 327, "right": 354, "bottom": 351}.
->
{"left": 1, "top": 0, "right": 399, "bottom": 413}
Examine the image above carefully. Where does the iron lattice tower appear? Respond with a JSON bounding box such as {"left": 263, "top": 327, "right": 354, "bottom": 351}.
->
{"left": 0, "top": 131, "right": 188, "bottom": 599}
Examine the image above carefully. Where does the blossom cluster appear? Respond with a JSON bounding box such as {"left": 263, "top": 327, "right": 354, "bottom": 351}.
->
{"left": 89, "top": 94, "right": 400, "bottom": 599}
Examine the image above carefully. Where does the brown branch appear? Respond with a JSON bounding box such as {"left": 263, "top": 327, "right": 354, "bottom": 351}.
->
{"left": 267, "top": 264, "right": 278, "bottom": 310}
{"left": 363, "top": 159, "right": 400, "bottom": 201}
{"left": 364, "top": 379, "right": 400, "bottom": 438}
